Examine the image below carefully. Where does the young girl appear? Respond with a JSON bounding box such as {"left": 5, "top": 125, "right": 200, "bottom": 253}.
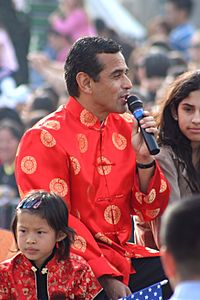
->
{"left": 0, "top": 190, "right": 101, "bottom": 299}
{"left": 134, "top": 69, "right": 200, "bottom": 249}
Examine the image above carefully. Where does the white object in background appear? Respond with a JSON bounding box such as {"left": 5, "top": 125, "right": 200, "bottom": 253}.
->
{"left": 86, "top": 0, "right": 146, "bottom": 39}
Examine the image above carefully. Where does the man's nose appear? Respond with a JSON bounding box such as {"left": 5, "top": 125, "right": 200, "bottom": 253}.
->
{"left": 123, "top": 74, "right": 133, "bottom": 89}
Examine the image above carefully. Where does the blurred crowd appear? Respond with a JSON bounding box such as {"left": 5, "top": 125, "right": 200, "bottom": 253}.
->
{"left": 0, "top": 0, "right": 199, "bottom": 228}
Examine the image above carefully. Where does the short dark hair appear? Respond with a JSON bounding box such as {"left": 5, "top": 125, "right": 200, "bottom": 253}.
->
{"left": 160, "top": 194, "right": 200, "bottom": 279}
{"left": 143, "top": 51, "right": 171, "bottom": 78}
{"left": 0, "top": 119, "right": 24, "bottom": 141}
{"left": 12, "top": 190, "right": 75, "bottom": 260}
{"left": 167, "top": 0, "right": 194, "bottom": 15}
{"left": 64, "top": 36, "right": 122, "bottom": 97}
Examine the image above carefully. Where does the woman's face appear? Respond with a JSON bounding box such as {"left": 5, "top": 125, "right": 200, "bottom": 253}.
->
{"left": 0, "top": 127, "right": 19, "bottom": 164}
{"left": 177, "top": 90, "right": 200, "bottom": 146}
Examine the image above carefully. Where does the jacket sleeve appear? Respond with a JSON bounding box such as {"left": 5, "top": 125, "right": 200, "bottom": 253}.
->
{"left": 134, "top": 147, "right": 180, "bottom": 249}
{"left": 131, "top": 159, "right": 170, "bottom": 222}
{"left": 0, "top": 265, "right": 11, "bottom": 299}
{"left": 15, "top": 128, "right": 122, "bottom": 279}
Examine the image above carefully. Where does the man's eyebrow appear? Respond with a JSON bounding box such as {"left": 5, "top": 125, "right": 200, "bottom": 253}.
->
{"left": 110, "top": 68, "right": 129, "bottom": 76}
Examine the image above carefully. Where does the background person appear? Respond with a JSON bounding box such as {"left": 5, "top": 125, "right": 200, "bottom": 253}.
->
{"left": 48, "top": 0, "right": 96, "bottom": 43}
{"left": 165, "top": 0, "right": 195, "bottom": 60}
{"left": 160, "top": 194, "right": 200, "bottom": 300}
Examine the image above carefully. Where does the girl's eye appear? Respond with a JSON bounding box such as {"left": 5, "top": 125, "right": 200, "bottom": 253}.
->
{"left": 181, "top": 105, "right": 194, "bottom": 113}
{"left": 37, "top": 231, "right": 46, "bottom": 234}
{"left": 19, "top": 229, "right": 26, "bottom": 233}
{"left": 184, "top": 108, "right": 192, "bottom": 112}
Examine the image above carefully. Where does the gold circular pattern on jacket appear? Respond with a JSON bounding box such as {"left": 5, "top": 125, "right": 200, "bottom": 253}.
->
{"left": 49, "top": 178, "right": 68, "bottom": 197}
{"left": 104, "top": 205, "right": 121, "bottom": 224}
{"left": 145, "top": 208, "right": 160, "bottom": 219}
{"left": 120, "top": 112, "right": 133, "bottom": 123}
{"left": 77, "top": 133, "right": 88, "bottom": 153}
{"left": 97, "top": 156, "right": 112, "bottom": 175}
{"left": 43, "top": 120, "right": 61, "bottom": 130}
{"left": 21, "top": 156, "right": 37, "bottom": 174}
{"left": 135, "top": 192, "right": 143, "bottom": 204}
{"left": 80, "top": 109, "right": 98, "bottom": 127}
{"left": 112, "top": 132, "right": 127, "bottom": 150}
{"left": 40, "top": 130, "right": 56, "bottom": 148}
{"left": 144, "top": 189, "right": 156, "bottom": 204}
{"left": 95, "top": 232, "right": 112, "bottom": 245}
{"left": 159, "top": 179, "right": 167, "bottom": 193}
{"left": 70, "top": 156, "right": 80, "bottom": 175}
{"left": 72, "top": 235, "right": 87, "bottom": 252}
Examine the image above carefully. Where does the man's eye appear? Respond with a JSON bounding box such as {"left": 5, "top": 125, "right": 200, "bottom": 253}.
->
{"left": 113, "top": 73, "right": 122, "bottom": 79}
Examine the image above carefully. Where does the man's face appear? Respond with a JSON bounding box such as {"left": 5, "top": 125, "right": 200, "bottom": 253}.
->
{"left": 89, "top": 52, "right": 132, "bottom": 120}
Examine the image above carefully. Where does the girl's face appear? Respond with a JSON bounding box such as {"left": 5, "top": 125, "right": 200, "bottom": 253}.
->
{"left": 177, "top": 90, "right": 200, "bottom": 147}
{"left": 16, "top": 211, "right": 58, "bottom": 268}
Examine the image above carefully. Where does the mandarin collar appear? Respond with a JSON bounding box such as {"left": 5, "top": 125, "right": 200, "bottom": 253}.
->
{"left": 14, "top": 251, "right": 57, "bottom": 274}
{"left": 65, "top": 96, "right": 109, "bottom": 129}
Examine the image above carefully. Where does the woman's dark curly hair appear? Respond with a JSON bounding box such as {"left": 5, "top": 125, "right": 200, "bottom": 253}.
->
{"left": 157, "top": 70, "right": 200, "bottom": 193}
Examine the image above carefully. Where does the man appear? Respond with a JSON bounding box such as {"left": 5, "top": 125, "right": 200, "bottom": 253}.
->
{"left": 165, "top": 0, "right": 195, "bottom": 59}
{"left": 15, "top": 36, "right": 171, "bottom": 299}
{"left": 160, "top": 194, "right": 200, "bottom": 299}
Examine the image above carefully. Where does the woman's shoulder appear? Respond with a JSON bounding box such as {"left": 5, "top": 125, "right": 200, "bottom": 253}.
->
{"left": 159, "top": 145, "right": 178, "bottom": 160}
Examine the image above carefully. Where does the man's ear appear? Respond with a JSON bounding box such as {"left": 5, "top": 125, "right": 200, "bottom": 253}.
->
{"left": 160, "top": 246, "right": 176, "bottom": 278}
{"left": 76, "top": 72, "right": 92, "bottom": 94}
{"left": 56, "top": 231, "right": 67, "bottom": 242}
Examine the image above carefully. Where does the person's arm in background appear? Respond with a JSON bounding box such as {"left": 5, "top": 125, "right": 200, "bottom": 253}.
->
{"left": 28, "top": 53, "right": 67, "bottom": 97}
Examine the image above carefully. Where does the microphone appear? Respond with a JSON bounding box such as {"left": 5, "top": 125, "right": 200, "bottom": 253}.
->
{"left": 127, "top": 95, "right": 160, "bottom": 155}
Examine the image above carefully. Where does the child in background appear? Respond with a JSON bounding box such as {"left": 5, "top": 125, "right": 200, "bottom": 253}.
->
{"left": 0, "top": 190, "right": 101, "bottom": 299}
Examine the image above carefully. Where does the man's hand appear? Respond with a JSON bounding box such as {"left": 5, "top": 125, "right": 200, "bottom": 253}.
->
{"left": 98, "top": 275, "right": 132, "bottom": 300}
{"left": 131, "top": 111, "right": 158, "bottom": 161}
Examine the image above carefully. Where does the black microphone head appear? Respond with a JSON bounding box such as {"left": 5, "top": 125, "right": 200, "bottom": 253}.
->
{"left": 127, "top": 95, "right": 143, "bottom": 114}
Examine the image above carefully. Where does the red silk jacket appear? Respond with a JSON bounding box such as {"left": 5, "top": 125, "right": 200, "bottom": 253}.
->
{"left": 0, "top": 252, "right": 101, "bottom": 299}
{"left": 15, "top": 97, "right": 169, "bottom": 284}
